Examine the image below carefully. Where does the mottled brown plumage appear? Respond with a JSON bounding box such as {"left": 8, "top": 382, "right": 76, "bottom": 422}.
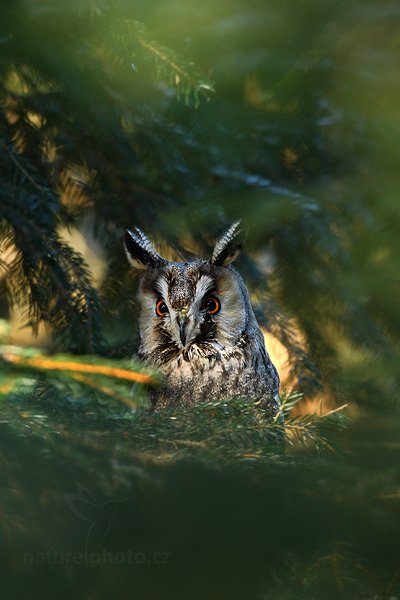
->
{"left": 124, "top": 223, "right": 280, "bottom": 417}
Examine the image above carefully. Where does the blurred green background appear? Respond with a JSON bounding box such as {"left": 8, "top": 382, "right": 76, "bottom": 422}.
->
{"left": 1, "top": 1, "right": 400, "bottom": 598}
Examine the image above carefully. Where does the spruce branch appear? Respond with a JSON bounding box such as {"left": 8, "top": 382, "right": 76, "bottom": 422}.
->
{"left": 1, "top": 350, "right": 155, "bottom": 385}
{"left": 2, "top": 142, "right": 47, "bottom": 194}
{"left": 134, "top": 25, "right": 215, "bottom": 107}
{"left": 109, "top": 19, "right": 215, "bottom": 107}
{"left": 0, "top": 344, "right": 161, "bottom": 408}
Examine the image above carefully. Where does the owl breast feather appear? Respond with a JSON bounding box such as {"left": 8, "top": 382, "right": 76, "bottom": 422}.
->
{"left": 143, "top": 333, "right": 280, "bottom": 417}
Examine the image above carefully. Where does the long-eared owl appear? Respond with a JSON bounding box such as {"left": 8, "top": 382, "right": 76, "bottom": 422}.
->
{"left": 124, "top": 223, "right": 280, "bottom": 417}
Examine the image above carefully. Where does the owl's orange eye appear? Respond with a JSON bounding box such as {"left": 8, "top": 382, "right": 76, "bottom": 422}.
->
{"left": 202, "top": 296, "right": 220, "bottom": 315}
{"left": 155, "top": 299, "right": 169, "bottom": 317}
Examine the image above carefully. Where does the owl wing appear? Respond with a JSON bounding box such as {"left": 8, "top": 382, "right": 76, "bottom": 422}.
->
{"left": 257, "top": 342, "right": 282, "bottom": 419}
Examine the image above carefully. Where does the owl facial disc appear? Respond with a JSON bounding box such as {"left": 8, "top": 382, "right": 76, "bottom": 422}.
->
{"left": 125, "top": 223, "right": 248, "bottom": 358}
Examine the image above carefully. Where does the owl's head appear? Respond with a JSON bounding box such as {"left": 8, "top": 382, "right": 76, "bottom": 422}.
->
{"left": 124, "top": 223, "right": 255, "bottom": 363}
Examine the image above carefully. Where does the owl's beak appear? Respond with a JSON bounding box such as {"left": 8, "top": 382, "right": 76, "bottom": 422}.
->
{"left": 177, "top": 313, "right": 189, "bottom": 346}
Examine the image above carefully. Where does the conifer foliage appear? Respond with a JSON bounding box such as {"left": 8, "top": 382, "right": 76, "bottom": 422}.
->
{"left": 0, "top": 0, "right": 215, "bottom": 354}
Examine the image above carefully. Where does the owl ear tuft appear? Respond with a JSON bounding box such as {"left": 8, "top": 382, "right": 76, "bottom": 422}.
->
{"left": 124, "top": 227, "right": 166, "bottom": 270}
{"left": 211, "top": 221, "right": 242, "bottom": 267}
